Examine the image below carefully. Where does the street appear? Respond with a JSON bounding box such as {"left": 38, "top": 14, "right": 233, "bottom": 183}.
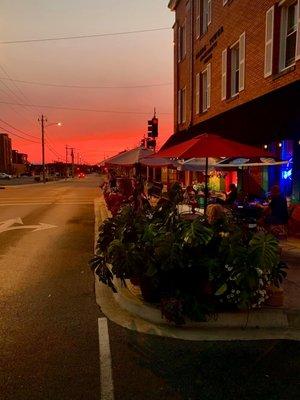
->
{"left": 1, "top": 175, "right": 300, "bottom": 400}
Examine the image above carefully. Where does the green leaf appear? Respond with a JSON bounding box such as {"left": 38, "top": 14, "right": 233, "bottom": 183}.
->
{"left": 249, "top": 232, "right": 279, "bottom": 270}
{"left": 146, "top": 263, "right": 157, "bottom": 277}
{"left": 215, "top": 283, "right": 227, "bottom": 296}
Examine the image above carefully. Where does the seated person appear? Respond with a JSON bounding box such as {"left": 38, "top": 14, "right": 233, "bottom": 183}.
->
{"left": 206, "top": 204, "right": 226, "bottom": 226}
{"left": 265, "top": 185, "right": 289, "bottom": 225}
{"left": 217, "top": 184, "right": 238, "bottom": 206}
{"left": 183, "top": 186, "right": 198, "bottom": 213}
{"left": 225, "top": 183, "right": 238, "bottom": 205}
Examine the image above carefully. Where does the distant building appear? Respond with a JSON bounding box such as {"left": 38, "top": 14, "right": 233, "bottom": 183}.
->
{"left": 167, "top": 0, "right": 300, "bottom": 198}
{"left": 12, "top": 150, "right": 29, "bottom": 176}
{"left": 0, "top": 133, "right": 12, "bottom": 173}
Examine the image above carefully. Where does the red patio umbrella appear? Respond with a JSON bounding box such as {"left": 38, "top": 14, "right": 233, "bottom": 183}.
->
{"left": 156, "top": 133, "right": 272, "bottom": 159}
{"left": 154, "top": 133, "right": 273, "bottom": 212}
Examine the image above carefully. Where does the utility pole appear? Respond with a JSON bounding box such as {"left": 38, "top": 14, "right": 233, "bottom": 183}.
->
{"left": 38, "top": 115, "right": 47, "bottom": 184}
{"left": 70, "top": 148, "right": 75, "bottom": 178}
{"left": 65, "top": 145, "right": 69, "bottom": 178}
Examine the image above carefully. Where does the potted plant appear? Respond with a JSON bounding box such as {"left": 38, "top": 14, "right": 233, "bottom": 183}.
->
{"left": 91, "top": 183, "right": 288, "bottom": 324}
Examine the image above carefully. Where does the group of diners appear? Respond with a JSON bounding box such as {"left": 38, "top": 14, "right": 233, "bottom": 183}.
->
{"left": 102, "top": 171, "right": 289, "bottom": 236}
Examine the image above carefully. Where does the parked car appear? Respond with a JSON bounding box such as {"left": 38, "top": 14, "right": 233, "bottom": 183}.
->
{"left": 0, "top": 173, "right": 12, "bottom": 179}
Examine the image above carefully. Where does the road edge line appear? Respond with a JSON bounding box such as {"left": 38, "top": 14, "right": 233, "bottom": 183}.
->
{"left": 98, "top": 317, "right": 115, "bottom": 400}
{"left": 94, "top": 198, "right": 101, "bottom": 253}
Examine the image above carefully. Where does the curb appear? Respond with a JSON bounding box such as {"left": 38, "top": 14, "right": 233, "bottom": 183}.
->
{"left": 112, "top": 278, "right": 290, "bottom": 329}
{"left": 95, "top": 277, "right": 300, "bottom": 341}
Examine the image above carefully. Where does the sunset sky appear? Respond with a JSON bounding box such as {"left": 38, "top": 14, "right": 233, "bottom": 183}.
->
{"left": 0, "top": 0, "right": 174, "bottom": 164}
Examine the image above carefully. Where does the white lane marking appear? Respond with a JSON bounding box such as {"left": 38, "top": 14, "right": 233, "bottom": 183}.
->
{"left": 94, "top": 199, "right": 101, "bottom": 253}
{"left": 98, "top": 318, "right": 115, "bottom": 400}
{"left": 0, "top": 219, "right": 57, "bottom": 234}
{"left": 0, "top": 218, "right": 23, "bottom": 231}
{"left": 0, "top": 202, "right": 93, "bottom": 206}
{"left": 0, "top": 223, "right": 57, "bottom": 233}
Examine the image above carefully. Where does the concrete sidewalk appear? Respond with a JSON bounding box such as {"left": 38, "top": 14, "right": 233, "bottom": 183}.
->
{"left": 282, "top": 239, "right": 300, "bottom": 310}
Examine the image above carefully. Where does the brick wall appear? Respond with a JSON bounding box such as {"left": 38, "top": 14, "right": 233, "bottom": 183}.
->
{"left": 171, "top": 0, "right": 300, "bottom": 133}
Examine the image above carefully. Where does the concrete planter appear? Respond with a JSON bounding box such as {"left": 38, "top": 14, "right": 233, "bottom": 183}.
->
{"left": 109, "top": 277, "right": 289, "bottom": 329}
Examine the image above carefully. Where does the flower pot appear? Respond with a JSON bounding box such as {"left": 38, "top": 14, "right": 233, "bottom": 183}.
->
{"left": 265, "top": 286, "right": 284, "bottom": 307}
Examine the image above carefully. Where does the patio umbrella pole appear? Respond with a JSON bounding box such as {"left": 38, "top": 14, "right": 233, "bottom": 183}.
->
{"left": 204, "top": 157, "right": 208, "bottom": 215}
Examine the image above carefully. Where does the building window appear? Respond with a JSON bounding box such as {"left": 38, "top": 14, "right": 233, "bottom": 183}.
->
{"left": 178, "top": 23, "right": 186, "bottom": 62}
{"left": 280, "top": 1, "right": 298, "bottom": 70}
{"left": 264, "top": 1, "right": 300, "bottom": 77}
{"left": 178, "top": 88, "right": 186, "bottom": 124}
{"left": 222, "top": 33, "right": 245, "bottom": 100}
{"left": 202, "top": 64, "right": 211, "bottom": 112}
{"left": 230, "top": 41, "right": 240, "bottom": 97}
{"left": 196, "top": 64, "right": 211, "bottom": 113}
{"left": 195, "top": 0, "right": 211, "bottom": 38}
{"left": 195, "top": 73, "right": 200, "bottom": 114}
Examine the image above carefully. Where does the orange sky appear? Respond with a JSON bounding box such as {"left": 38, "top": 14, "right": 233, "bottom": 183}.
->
{"left": 0, "top": 1, "right": 174, "bottom": 164}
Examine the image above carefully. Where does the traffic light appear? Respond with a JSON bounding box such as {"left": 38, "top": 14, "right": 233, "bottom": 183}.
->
{"left": 148, "top": 120, "right": 153, "bottom": 137}
{"left": 147, "top": 117, "right": 158, "bottom": 138}
{"left": 146, "top": 138, "right": 156, "bottom": 149}
{"left": 152, "top": 117, "right": 158, "bottom": 137}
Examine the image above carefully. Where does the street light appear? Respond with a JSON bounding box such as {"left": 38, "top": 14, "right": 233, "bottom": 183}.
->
{"left": 38, "top": 115, "right": 62, "bottom": 184}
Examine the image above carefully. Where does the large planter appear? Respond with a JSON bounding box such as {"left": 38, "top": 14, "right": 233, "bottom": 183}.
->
{"left": 139, "top": 276, "right": 160, "bottom": 303}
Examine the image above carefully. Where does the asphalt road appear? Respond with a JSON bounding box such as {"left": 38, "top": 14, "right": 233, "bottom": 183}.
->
{"left": 1, "top": 175, "right": 300, "bottom": 400}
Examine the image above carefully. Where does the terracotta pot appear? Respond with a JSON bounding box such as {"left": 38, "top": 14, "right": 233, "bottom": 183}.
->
{"left": 265, "top": 286, "right": 284, "bottom": 307}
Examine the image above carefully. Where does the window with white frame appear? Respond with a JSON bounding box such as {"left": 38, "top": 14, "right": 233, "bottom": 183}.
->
{"left": 264, "top": 1, "right": 300, "bottom": 77}
{"left": 178, "top": 23, "right": 186, "bottom": 62}
{"left": 195, "top": 73, "right": 200, "bottom": 114}
{"left": 280, "top": 1, "right": 298, "bottom": 69}
{"left": 195, "top": 0, "right": 211, "bottom": 38}
{"left": 195, "top": 64, "right": 211, "bottom": 113}
{"left": 221, "top": 33, "right": 246, "bottom": 100}
{"left": 230, "top": 41, "right": 240, "bottom": 97}
{"left": 202, "top": 64, "right": 211, "bottom": 112}
{"left": 178, "top": 88, "right": 186, "bottom": 124}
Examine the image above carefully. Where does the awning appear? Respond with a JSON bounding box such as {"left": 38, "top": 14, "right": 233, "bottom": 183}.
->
{"left": 139, "top": 156, "right": 177, "bottom": 168}
{"left": 177, "top": 157, "right": 220, "bottom": 171}
{"left": 217, "top": 157, "right": 289, "bottom": 167}
{"left": 104, "top": 147, "right": 154, "bottom": 167}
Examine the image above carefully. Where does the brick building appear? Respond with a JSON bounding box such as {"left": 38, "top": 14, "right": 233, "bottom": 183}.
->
{"left": 0, "top": 133, "right": 12, "bottom": 173}
{"left": 12, "top": 150, "right": 29, "bottom": 176}
{"left": 167, "top": 0, "right": 300, "bottom": 198}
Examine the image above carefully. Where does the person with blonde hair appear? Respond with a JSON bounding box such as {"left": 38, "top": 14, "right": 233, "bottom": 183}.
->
{"left": 206, "top": 204, "right": 226, "bottom": 225}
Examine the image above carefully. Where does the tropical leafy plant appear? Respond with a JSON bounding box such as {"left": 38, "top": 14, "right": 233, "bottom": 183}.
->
{"left": 91, "top": 182, "right": 287, "bottom": 324}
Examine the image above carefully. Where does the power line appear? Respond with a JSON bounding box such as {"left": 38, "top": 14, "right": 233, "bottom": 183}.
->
{"left": 45, "top": 141, "right": 63, "bottom": 160}
{"left": 0, "top": 27, "right": 171, "bottom": 45}
{"left": 0, "top": 64, "right": 42, "bottom": 116}
{"left": 0, "top": 76, "right": 172, "bottom": 89}
{"left": 0, "top": 117, "right": 39, "bottom": 139}
{"left": 0, "top": 88, "right": 38, "bottom": 129}
{"left": 44, "top": 138, "right": 63, "bottom": 159}
{"left": 0, "top": 65, "right": 29, "bottom": 103}
{"left": 0, "top": 100, "right": 172, "bottom": 115}
{"left": 0, "top": 125, "right": 40, "bottom": 143}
